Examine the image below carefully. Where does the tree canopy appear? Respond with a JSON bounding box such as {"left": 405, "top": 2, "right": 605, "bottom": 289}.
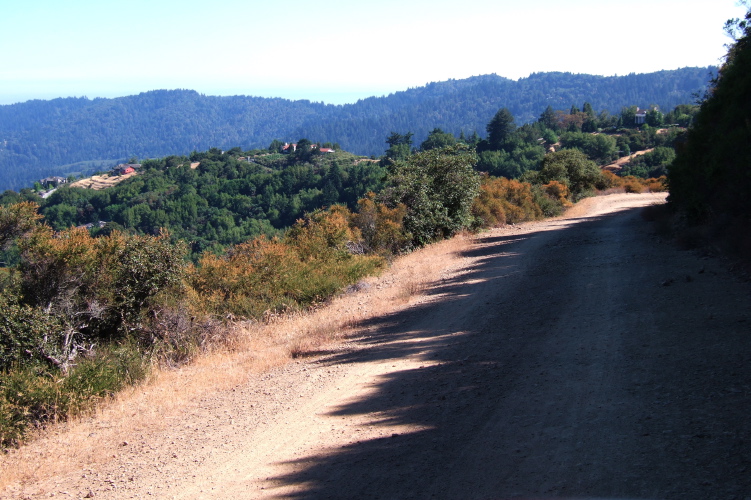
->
{"left": 0, "top": 69, "right": 714, "bottom": 191}
{"left": 381, "top": 145, "right": 479, "bottom": 246}
{"left": 668, "top": 7, "right": 751, "bottom": 252}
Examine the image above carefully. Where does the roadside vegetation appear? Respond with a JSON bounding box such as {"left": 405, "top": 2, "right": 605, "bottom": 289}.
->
{"left": 667, "top": 7, "right": 751, "bottom": 262}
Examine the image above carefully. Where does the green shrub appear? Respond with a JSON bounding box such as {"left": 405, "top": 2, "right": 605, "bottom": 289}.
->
{"left": 0, "top": 294, "right": 62, "bottom": 371}
{"left": 0, "top": 343, "right": 149, "bottom": 447}
{"left": 538, "top": 149, "right": 604, "bottom": 200}
{"left": 381, "top": 145, "right": 480, "bottom": 246}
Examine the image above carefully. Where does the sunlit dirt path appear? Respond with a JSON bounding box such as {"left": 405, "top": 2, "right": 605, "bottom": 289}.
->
{"left": 5, "top": 193, "right": 751, "bottom": 499}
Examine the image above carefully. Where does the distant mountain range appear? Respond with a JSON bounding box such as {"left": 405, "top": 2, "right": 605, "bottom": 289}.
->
{"left": 0, "top": 67, "right": 714, "bottom": 191}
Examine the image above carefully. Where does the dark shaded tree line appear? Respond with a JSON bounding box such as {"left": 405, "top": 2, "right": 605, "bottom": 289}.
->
{"left": 668, "top": 7, "right": 751, "bottom": 258}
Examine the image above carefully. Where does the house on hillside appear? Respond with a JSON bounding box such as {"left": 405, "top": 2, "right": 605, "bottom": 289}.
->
{"left": 634, "top": 108, "right": 648, "bottom": 125}
{"left": 282, "top": 143, "right": 335, "bottom": 154}
{"left": 634, "top": 106, "right": 660, "bottom": 125}
{"left": 39, "top": 176, "right": 68, "bottom": 188}
{"left": 113, "top": 163, "right": 141, "bottom": 175}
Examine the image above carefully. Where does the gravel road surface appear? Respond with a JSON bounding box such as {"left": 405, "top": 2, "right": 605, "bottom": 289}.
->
{"left": 7, "top": 193, "right": 751, "bottom": 499}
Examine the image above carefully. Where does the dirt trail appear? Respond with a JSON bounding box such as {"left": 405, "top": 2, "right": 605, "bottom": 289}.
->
{"left": 602, "top": 149, "right": 654, "bottom": 172}
{"left": 5, "top": 193, "right": 751, "bottom": 499}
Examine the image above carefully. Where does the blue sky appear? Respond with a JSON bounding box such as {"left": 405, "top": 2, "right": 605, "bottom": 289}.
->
{"left": 0, "top": 0, "right": 745, "bottom": 105}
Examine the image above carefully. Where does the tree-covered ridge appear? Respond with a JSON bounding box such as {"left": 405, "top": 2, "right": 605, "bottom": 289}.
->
{"left": 15, "top": 147, "right": 386, "bottom": 260}
{"left": 4, "top": 96, "right": 686, "bottom": 266}
{"left": 0, "top": 68, "right": 713, "bottom": 190}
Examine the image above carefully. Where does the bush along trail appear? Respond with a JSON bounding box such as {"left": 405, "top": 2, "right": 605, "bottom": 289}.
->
{"left": 7, "top": 191, "right": 750, "bottom": 500}
{"left": 0, "top": 142, "right": 667, "bottom": 450}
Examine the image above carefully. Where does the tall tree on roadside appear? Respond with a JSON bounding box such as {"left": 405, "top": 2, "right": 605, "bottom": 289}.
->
{"left": 486, "top": 108, "right": 517, "bottom": 151}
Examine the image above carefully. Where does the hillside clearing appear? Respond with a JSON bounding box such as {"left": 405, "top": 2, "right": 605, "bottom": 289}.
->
{"left": 68, "top": 172, "right": 137, "bottom": 190}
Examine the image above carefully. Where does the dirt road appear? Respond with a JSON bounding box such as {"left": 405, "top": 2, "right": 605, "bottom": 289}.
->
{"left": 7, "top": 193, "right": 751, "bottom": 499}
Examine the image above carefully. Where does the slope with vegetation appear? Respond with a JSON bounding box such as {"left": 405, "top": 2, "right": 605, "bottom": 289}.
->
{"left": 0, "top": 68, "right": 713, "bottom": 190}
{"left": 0, "top": 84, "right": 682, "bottom": 448}
{"left": 668, "top": 8, "right": 751, "bottom": 260}
{"left": 4, "top": 147, "right": 386, "bottom": 260}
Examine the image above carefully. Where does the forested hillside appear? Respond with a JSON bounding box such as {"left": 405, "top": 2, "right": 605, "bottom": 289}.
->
{"left": 0, "top": 68, "right": 713, "bottom": 190}
{"left": 0, "top": 100, "right": 675, "bottom": 445}
{"left": 1, "top": 148, "right": 386, "bottom": 260}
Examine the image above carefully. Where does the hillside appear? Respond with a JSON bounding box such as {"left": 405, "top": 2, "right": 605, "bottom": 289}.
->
{"left": 26, "top": 148, "right": 386, "bottom": 260}
{"left": 668, "top": 10, "right": 751, "bottom": 261}
{"left": 0, "top": 68, "right": 713, "bottom": 191}
{"left": 4, "top": 193, "right": 750, "bottom": 499}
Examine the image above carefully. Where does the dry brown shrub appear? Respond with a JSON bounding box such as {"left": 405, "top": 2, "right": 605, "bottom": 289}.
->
{"left": 285, "top": 205, "right": 359, "bottom": 261}
{"left": 599, "top": 170, "right": 624, "bottom": 190}
{"left": 352, "top": 192, "right": 409, "bottom": 254}
{"left": 188, "top": 236, "right": 299, "bottom": 318}
{"left": 471, "top": 192, "right": 506, "bottom": 227}
{"left": 472, "top": 177, "right": 542, "bottom": 228}
{"left": 187, "top": 207, "right": 384, "bottom": 320}
{"left": 645, "top": 176, "right": 668, "bottom": 192}
{"left": 542, "top": 180, "right": 573, "bottom": 207}
{"left": 623, "top": 176, "right": 645, "bottom": 193}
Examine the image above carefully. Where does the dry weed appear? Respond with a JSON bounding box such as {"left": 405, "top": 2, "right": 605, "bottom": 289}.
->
{"left": 0, "top": 231, "right": 473, "bottom": 492}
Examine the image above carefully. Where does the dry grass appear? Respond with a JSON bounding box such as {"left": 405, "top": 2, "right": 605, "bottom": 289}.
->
{"left": 0, "top": 233, "right": 472, "bottom": 491}
{"left": 68, "top": 172, "right": 137, "bottom": 190}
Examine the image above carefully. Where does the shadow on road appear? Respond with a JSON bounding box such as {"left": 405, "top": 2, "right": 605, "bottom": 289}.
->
{"left": 261, "top": 207, "right": 751, "bottom": 499}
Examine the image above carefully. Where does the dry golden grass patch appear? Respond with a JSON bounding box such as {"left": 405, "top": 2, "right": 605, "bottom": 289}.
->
{"left": 68, "top": 172, "right": 137, "bottom": 190}
{"left": 0, "top": 232, "right": 473, "bottom": 492}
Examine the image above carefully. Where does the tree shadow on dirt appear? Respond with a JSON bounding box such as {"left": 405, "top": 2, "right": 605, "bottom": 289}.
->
{"left": 259, "top": 208, "right": 721, "bottom": 499}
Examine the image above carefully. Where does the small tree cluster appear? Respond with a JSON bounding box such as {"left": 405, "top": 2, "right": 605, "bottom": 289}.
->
{"left": 381, "top": 145, "right": 480, "bottom": 246}
{"left": 536, "top": 149, "right": 606, "bottom": 201}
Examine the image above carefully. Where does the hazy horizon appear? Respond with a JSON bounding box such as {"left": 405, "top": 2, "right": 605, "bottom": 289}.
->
{"left": 1, "top": 0, "right": 742, "bottom": 107}
{"left": 0, "top": 66, "right": 720, "bottom": 107}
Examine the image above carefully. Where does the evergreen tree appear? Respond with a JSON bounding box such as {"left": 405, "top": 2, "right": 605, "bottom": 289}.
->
{"left": 539, "top": 105, "right": 558, "bottom": 131}
{"left": 486, "top": 108, "right": 516, "bottom": 151}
